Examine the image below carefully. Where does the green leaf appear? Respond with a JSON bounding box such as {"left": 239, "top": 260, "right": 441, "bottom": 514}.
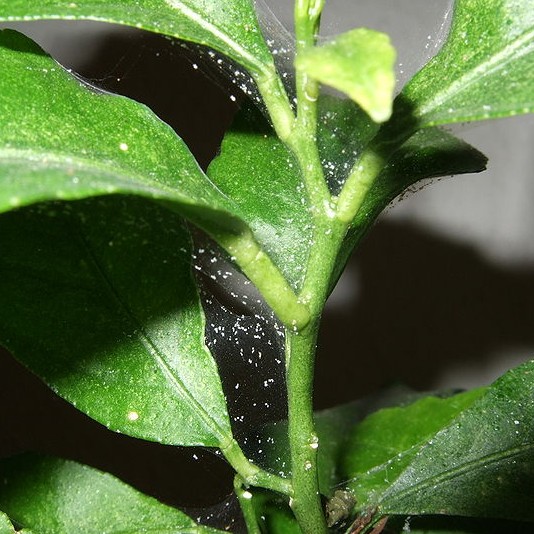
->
{"left": 0, "top": 196, "right": 231, "bottom": 447}
{"left": 0, "top": 30, "right": 243, "bottom": 234}
{"left": 0, "top": 30, "right": 310, "bottom": 331}
{"left": 402, "top": 0, "right": 534, "bottom": 128}
{"left": 0, "top": 0, "right": 273, "bottom": 75}
{"left": 0, "top": 453, "right": 221, "bottom": 534}
{"left": 343, "top": 389, "right": 485, "bottom": 507}
{"left": 296, "top": 29, "right": 396, "bottom": 123}
{"left": 344, "top": 360, "right": 534, "bottom": 522}
{"left": 333, "top": 127, "right": 487, "bottom": 284}
{"left": 207, "top": 104, "right": 313, "bottom": 291}
{"left": 256, "top": 500, "right": 301, "bottom": 534}
{"left": 0, "top": 512, "right": 15, "bottom": 534}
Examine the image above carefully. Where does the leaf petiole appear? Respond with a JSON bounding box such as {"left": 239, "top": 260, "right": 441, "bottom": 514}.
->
{"left": 234, "top": 475, "right": 262, "bottom": 534}
{"left": 334, "top": 146, "right": 388, "bottom": 225}
{"left": 220, "top": 438, "right": 292, "bottom": 496}
{"left": 209, "top": 227, "right": 311, "bottom": 331}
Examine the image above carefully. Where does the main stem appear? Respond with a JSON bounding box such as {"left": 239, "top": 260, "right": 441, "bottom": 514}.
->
{"left": 283, "top": 3, "right": 339, "bottom": 533}
{"left": 286, "top": 320, "right": 326, "bottom": 534}
{"left": 245, "top": 2, "right": 397, "bottom": 532}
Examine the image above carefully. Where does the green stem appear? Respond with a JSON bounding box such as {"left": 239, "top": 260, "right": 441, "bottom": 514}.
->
{"left": 335, "top": 117, "right": 416, "bottom": 226}
{"left": 299, "top": 216, "right": 347, "bottom": 316}
{"left": 291, "top": 0, "right": 331, "bottom": 212}
{"left": 234, "top": 475, "right": 262, "bottom": 534}
{"left": 221, "top": 438, "right": 292, "bottom": 496}
{"left": 295, "top": 0, "right": 321, "bottom": 128}
{"left": 254, "top": 66, "right": 295, "bottom": 143}
{"left": 286, "top": 322, "right": 327, "bottom": 534}
{"left": 209, "top": 227, "right": 311, "bottom": 331}
{"left": 335, "top": 147, "right": 387, "bottom": 224}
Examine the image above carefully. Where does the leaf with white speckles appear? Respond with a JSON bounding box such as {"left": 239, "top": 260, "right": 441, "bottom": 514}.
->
{"left": 0, "top": 196, "right": 232, "bottom": 447}
{"left": 0, "top": 30, "right": 245, "bottom": 234}
{"left": 0, "top": 453, "right": 223, "bottom": 534}
{"left": 0, "top": 0, "right": 273, "bottom": 75}
{"left": 342, "top": 360, "right": 534, "bottom": 523}
{"left": 399, "top": 0, "right": 534, "bottom": 129}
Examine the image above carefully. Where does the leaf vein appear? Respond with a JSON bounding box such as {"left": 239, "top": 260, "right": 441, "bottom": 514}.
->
{"left": 382, "top": 442, "right": 533, "bottom": 507}
{"left": 164, "top": 0, "right": 262, "bottom": 72}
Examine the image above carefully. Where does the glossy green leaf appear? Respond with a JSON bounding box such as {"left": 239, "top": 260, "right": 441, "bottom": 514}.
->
{"left": 207, "top": 104, "right": 313, "bottom": 291}
{"left": 0, "top": 0, "right": 273, "bottom": 75}
{"left": 401, "top": 0, "right": 534, "bottom": 128}
{"left": 0, "top": 196, "right": 231, "bottom": 447}
{"left": 0, "top": 30, "right": 243, "bottom": 233}
{"left": 0, "top": 453, "right": 221, "bottom": 534}
{"left": 343, "top": 389, "right": 485, "bottom": 506}
{"left": 333, "top": 127, "right": 487, "bottom": 284}
{"left": 0, "top": 512, "right": 15, "bottom": 534}
{"left": 296, "top": 29, "right": 396, "bottom": 123}
{"left": 0, "top": 30, "right": 310, "bottom": 332}
{"left": 344, "top": 360, "right": 534, "bottom": 522}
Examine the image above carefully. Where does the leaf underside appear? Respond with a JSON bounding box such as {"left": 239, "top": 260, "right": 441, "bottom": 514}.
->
{"left": 297, "top": 28, "right": 396, "bottom": 123}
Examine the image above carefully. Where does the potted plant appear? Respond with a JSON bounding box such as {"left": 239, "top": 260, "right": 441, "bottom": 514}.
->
{"left": 0, "top": 1, "right": 532, "bottom": 532}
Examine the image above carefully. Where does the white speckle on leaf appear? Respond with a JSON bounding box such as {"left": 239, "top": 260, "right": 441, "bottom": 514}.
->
{"left": 119, "top": 142, "right": 129, "bottom": 151}
{"left": 242, "top": 490, "right": 253, "bottom": 499}
{"left": 127, "top": 411, "right": 139, "bottom": 421}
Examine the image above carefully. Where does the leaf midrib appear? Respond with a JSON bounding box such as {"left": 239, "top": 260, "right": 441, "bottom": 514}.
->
{"left": 75, "top": 222, "right": 229, "bottom": 446}
{"left": 0, "top": 147, "right": 189, "bottom": 197}
{"left": 164, "top": 0, "right": 262, "bottom": 72}
{"left": 381, "top": 442, "right": 533, "bottom": 509}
